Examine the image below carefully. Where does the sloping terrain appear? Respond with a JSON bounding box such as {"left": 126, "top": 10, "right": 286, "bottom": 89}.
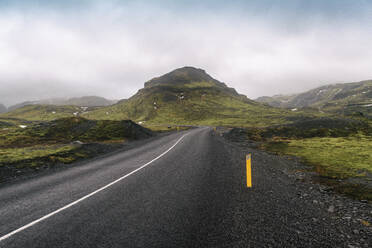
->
{"left": 0, "top": 104, "right": 100, "bottom": 121}
{"left": 254, "top": 95, "right": 295, "bottom": 108}
{"left": 0, "top": 117, "right": 153, "bottom": 149}
{"left": 0, "top": 117, "right": 153, "bottom": 181}
{"left": 62, "top": 96, "right": 117, "bottom": 107}
{"left": 256, "top": 80, "right": 372, "bottom": 117}
{"left": 7, "top": 96, "right": 116, "bottom": 112}
{"left": 84, "top": 67, "right": 306, "bottom": 127}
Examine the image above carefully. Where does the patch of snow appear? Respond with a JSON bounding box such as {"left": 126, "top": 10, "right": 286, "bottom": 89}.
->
{"left": 73, "top": 112, "right": 79, "bottom": 116}
{"left": 71, "top": 140, "right": 83, "bottom": 145}
{"left": 19, "top": 125, "right": 27, "bottom": 129}
{"left": 333, "top": 89, "right": 342, "bottom": 95}
{"left": 363, "top": 104, "right": 372, "bottom": 107}
{"left": 138, "top": 121, "right": 144, "bottom": 124}
{"left": 81, "top": 107, "right": 88, "bottom": 111}
{"left": 291, "top": 108, "right": 298, "bottom": 111}
{"left": 52, "top": 111, "right": 56, "bottom": 114}
{"left": 316, "top": 89, "right": 325, "bottom": 95}
{"left": 154, "top": 106, "right": 157, "bottom": 110}
{"left": 106, "top": 112, "right": 109, "bottom": 115}
{"left": 362, "top": 91, "right": 367, "bottom": 94}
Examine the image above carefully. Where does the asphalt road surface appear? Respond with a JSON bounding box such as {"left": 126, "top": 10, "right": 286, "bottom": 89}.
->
{"left": 0, "top": 127, "right": 371, "bottom": 247}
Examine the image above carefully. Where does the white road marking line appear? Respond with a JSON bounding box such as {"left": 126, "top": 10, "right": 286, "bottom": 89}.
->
{"left": 0, "top": 133, "right": 188, "bottom": 242}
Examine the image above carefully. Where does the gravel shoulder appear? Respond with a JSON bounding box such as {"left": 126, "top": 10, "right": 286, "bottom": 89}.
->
{"left": 217, "top": 129, "right": 372, "bottom": 247}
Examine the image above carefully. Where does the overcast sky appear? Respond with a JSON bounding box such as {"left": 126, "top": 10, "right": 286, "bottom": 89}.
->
{"left": 1, "top": 0, "right": 372, "bottom": 106}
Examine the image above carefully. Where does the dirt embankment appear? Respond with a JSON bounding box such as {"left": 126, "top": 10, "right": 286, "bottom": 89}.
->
{"left": 0, "top": 117, "right": 155, "bottom": 184}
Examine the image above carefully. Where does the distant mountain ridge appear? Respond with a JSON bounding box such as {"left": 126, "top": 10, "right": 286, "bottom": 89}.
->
{"left": 8, "top": 96, "right": 118, "bottom": 112}
{"left": 0, "top": 103, "right": 7, "bottom": 113}
{"left": 256, "top": 80, "right": 372, "bottom": 117}
{"left": 2, "top": 66, "right": 318, "bottom": 127}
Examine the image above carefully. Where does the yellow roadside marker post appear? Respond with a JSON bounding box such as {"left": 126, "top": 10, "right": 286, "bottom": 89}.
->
{"left": 177, "top": 126, "right": 179, "bottom": 132}
{"left": 246, "top": 154, "right": 252, "bottom": 188}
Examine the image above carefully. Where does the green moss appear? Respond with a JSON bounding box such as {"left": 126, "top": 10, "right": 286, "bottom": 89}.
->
{"left": 0, "top": 145, "right": 75, "bottom": 164}
{"left": 182, "top": 81, "right": 215, "bottom": 88}
{"left": 0, "top": 105, "right": 86, "bottom": 121}
{"left": 83, "top": 83, "right": 314, "bottom": 128}
{"left": 56, "top": 156, "right": 76, "bottom": 164}
{"left": 0, "top": 117, "right": 152, "bottom": 149}
{"left": 262, "top": 135, "right": 372, "bottom": 179}
{"left": 143, "top": 124, "right": 193, "bottom": 132}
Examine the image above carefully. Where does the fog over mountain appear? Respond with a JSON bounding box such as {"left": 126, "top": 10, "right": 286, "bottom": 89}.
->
{"left": 1, "top": 0, "right": 372, "bottom": 106}
{"left": 0, "top": 103, "right": 7, "bottom": 113}
{"left": 7, "top": 96, "right": 117, "bottom": 112}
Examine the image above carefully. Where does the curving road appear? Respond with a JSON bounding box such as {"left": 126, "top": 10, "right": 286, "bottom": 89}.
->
{"left": 0, "top": 127, "right": 371, "bottom": 247}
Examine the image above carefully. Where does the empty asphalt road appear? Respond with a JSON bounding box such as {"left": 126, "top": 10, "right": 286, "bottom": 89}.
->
{"left": 0, "top": 127, "right": 371, "bottom": 247}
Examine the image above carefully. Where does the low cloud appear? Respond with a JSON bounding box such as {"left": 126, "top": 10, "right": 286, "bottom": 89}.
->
{"left": 0, "top": 1, "right": 372, "bottom": 105}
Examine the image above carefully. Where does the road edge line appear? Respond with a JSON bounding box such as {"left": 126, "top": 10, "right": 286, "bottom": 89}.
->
{"left": 0, "top": 133, "right": 188, "bottom": 242}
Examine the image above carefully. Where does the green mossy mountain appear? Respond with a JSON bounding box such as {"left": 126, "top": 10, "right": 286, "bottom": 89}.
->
{"left": 1, "top": 66, "right": 330, "bottom": 127}
{"left": 0, "top": 105, "right": 95, "bottom": 121}
{"left": 84, "top": 66, "right": 301, "bottom": 127}
{"left": 7, "top": 96, "right": 117, "bottom": 112}
{"left": 256, "top": 80, "right": 372, "bottom": 118}
{"left": 144, "top": 66, "right": 238, "bottom": 95}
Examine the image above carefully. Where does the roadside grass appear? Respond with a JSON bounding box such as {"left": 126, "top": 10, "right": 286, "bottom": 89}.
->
{"left": 0, "top": 117, "right": 154, "bottom": 182}
{"left": 235, "top": 117, "right": 372, "bottom": 200}
{"left": 262, "top": 135, "right": 372, "bottom": 179}
{"left": 143, "top": 124, "right": 193, "bottom": 132}
{"left": 0, "top": 145, "right": 77, "bottom": 167}
{"left": 0, "top": 117, "right": 152, "bottom": 148}
{"left": 0, "top": 142, "right": 127, "bottom": 183}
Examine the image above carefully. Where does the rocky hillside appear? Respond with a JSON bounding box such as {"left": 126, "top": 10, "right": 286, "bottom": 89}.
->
{"left": 84, "top": 66, "right": 299, "bottom": 127}
{"left": 256, "top": 80, "right": 372, "bottom": 117}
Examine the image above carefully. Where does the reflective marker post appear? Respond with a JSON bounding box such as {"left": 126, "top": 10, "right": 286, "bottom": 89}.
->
{"left": 246, "top": 154, "right": 252, "bottom": 188}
